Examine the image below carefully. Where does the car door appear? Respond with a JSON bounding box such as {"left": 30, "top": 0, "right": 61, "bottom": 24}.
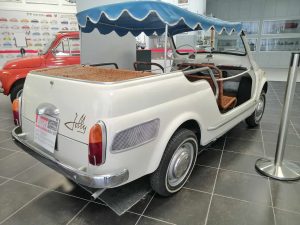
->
{"left": 45, "top": 37, "right": 80, "bottom": 67}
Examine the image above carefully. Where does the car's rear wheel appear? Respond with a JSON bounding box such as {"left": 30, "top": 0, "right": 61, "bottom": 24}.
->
{"left": 246, "top": 91, "right": 266, "bottom": 127}
{"left": 10, "top": 81, "right": 24, "bottom": 102}
{"left": 150, "top": 129, "right": 198, "bottom": 196}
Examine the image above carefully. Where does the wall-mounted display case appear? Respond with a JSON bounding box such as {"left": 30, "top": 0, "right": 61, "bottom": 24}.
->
{"left": 241, "top": 21, "right": 260, "bottom": 35}
{"left": 262, "top": 19, "right": 300, "bottom": 34}
{"left": 217, "top": 37, "right": 257, "bottom": 51}
{"left": 260, "top": 37, "right": 300, "bottom": 51}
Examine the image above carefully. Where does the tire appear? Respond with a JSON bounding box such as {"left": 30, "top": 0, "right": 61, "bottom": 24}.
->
{"left": 245, "top": 91, "right": 266, "bottom": 127}
{"left": 10, "top": 81, "right": 24, "bottom": 102}
{"left": 150, "top": 129, "right": 198, "bottom": 196}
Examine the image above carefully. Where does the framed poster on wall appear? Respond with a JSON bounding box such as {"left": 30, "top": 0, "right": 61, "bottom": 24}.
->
{"left": 241, "top": 21, "right": 260, "bottom": 35}
{"left": 262, "top": 19, "right": 300, "bottom": 34}
{"left": 178, "top": 0, "right": 188, "bottom": 4}
{"left": 0, "top": 9, "right": 78, "bottom": 67}
{"left": 62, "top": 0, "right": 76, "bottom": 6}
{"left": 260, "top": 37, "right": 300, "bottom": 51}
{"left": 0, "top": 0, "right": 22, "bottom": 2}
{"left": 26, "top": 0, "right": 59, "bottom": 5}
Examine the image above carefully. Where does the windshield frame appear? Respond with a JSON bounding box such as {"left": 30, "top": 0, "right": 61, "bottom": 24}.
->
{"left": 39, "top": 35, "right": 57, "bottom": 55}
{"left": 171, "top": 33, "right": 247, "bottom": 57}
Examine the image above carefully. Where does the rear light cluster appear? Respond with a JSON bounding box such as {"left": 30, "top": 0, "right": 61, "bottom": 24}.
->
{"left": 88, "top": 122, "right": 106, "bottom": 166}
{"left": 12, "top": 98, "right": 21, "bottom": 126}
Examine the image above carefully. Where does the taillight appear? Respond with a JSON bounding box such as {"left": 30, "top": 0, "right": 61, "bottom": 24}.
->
{"left": 88, "top": 122, "right": 106, "bottom": 166}
{"left": 12, "top": 99, "right": 20, "bottom": 125}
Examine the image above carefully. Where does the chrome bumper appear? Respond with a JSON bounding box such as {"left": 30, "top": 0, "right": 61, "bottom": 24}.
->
{"left": 12, "top": 126, "right": 129, "bottom": 189}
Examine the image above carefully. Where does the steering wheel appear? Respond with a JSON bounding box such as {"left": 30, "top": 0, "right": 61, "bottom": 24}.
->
{"left": 175, "top": 44, "right": 198, "bottom": 59}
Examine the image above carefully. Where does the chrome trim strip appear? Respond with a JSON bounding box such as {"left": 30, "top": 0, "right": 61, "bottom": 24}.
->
{"left": 12, "top": 126, "right": 129, "bottom": 188}
{"left": 207, "top": 102, "right": 256, "bottom": 131}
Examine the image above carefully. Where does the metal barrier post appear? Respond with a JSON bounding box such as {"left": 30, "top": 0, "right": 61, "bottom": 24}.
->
{"left": 255, "top": 52, "right": 300, "bottom": 180}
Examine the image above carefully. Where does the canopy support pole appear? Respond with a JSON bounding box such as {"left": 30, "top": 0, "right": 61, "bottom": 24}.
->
{"left": 164, "top": 24, "right": 169, "bottom": 73}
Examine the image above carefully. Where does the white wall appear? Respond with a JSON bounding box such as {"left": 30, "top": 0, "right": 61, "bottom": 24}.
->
{"left": 162, "top": 0, "right": 206, "bottom": 15}
{"left": 77, "top": 0, "right": 136, "bottom": 69}
{"left": 0, "top": 0, "right": 76, "bottom": 13}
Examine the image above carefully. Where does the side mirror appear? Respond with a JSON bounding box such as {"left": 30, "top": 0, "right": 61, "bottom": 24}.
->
{"left": 20, "top": 48, "right": 26, "bottom": 57}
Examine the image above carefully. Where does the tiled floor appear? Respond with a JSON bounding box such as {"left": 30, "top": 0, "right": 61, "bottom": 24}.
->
{"left": 0, "top": 81, "right": 299, "bottom": 225}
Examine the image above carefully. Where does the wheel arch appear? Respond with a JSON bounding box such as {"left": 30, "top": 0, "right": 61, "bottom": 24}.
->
{"left": 8, "top": 77, "right": 26, "bottom": 94}
{"left": 147, "top": 113, "right": 203, "bottom": 174}
{"left": 262, "top": 81, "right": 268, "bottom": 94}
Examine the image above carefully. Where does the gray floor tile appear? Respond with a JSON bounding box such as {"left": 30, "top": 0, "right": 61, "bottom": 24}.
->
{"left": 185, "top": 165, "right": 217, "bottom": 193}
{"left": 0, "top": 148, "right": 15, "bottom": 159}
{"left": 214, "top": 170, "right": 271, "bottom": 205}
{"left": 209, "top": 136, "right": 226, "bottom": 150}
{"left": 207, "top": 195, "right": 275, "bottom": 225}
{"left": 2, "top": 191, "right": 87, "bottom": 225}
{"left": 227, "top": 128, "right": 262, "bottom": 141}
{"left": 137, "top": 216, "right": 171, "bottom": 225}
{"left": 0, "top": 180, "right": 43, "bottom": 222}
{"left": 196, "top": 149, "right": 222, "bottom": 168}
{"left": 0, "top": 139, "right": 22, "bottom": 152}
{"left": 264, "top": 143, "right": 300, "bottom": 162}
{"left": 224, "top": 138, "right": 264, "bottom": 156}
{"left": 262, "top": 131, "right": 300, "bottom": 146}
{"left": 0, "top": 131, "right": 11, "bottom": 142}
{"left": 270, "top": 180, "right": 300, "bottom": 213}
{"left": 0, "top": 176, "right": 8, "bottom": 184}
{"left": 0, "top": 152, "right": 37, "bottom": 178}
{"left": 261, "top": 121, "right": 295, "bottom": 134}
{"left": 144, "top": 189, "right": 210, "bottom": 225}
{"left": 0, "top": 118, "right": 14, "bottom": 130}
{"left": 14, "top": 163, "right": 92, "bottom": 200}
{"left": 275, "top": 209, "right": 300, "bottom": 225}
{"left": 130, "top": 192, "right": 154, "bottom": 214}
{"left": 69, "top": 202, "right": 139, "bottom": 225}
{"left": 220, "top": 151, "right": 260, "bottom": 175}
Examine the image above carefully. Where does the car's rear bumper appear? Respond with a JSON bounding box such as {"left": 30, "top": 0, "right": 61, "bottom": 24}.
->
{"left": 12, "top": 126, "right": 129, "bottom": 189}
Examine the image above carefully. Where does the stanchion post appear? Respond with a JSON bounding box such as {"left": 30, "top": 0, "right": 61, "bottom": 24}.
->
{"left": 255, "top": 52, "right": 300, "bottom": 181}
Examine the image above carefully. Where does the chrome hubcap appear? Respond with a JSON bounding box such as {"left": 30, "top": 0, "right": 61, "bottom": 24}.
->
{"left": 255, "top": 95, "right": 265, "bottom": 122}
{"left": 167, "top": 140, "right": 195, "bottom": 187}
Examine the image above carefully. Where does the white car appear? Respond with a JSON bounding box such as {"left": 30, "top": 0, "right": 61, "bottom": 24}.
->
{"left": 12, "top": 1, "right": 268, "bottom": 197}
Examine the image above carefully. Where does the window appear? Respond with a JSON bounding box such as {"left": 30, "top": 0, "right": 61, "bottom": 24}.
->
{"left": 172, "top": 30, "right": 246, "bottom": 55}
{"left": 53, "top": 38, "right": 80, "bottom": 56}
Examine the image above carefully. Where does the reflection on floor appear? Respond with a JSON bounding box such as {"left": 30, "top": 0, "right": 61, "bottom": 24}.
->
{"left": 0, "top": 81, "right": 299, "bottom": 225}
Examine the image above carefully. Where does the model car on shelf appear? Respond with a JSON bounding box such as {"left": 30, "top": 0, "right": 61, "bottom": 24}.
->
{"left": 12, "top": 1, "right": 267, "bottom": 197}
{"left": 0, "top": 31, "right": 80, "bottom": 102}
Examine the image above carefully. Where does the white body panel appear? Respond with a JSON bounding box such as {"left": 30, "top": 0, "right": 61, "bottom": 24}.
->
{"left": 21, "top": 51, "right": 267, "bottom": 185}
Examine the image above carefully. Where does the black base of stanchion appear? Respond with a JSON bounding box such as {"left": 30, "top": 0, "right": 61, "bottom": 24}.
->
{"left": 255, "top": 158, "right": 300, "bottom": 181}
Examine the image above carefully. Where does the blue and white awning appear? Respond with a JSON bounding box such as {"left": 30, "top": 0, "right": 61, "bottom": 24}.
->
{"left": 76, "top": 1, "right": 242, "bottom": 36}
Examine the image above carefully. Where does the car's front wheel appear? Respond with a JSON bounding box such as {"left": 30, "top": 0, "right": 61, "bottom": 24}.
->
{"left": 246, "top": 91, "right": 266, "bottom": 127}
{"left": 150, "top": 129, "right": 198, "bottom": 196}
